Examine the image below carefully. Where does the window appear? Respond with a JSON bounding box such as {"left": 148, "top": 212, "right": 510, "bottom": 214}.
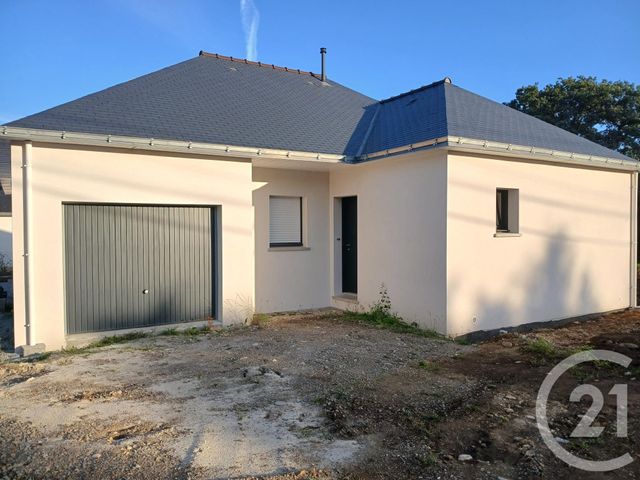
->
{"left": 269, "top": 196, "right": 303, "bottom": 247}
{"left": 496, "top": 188, "right": 519, "bottom": 234}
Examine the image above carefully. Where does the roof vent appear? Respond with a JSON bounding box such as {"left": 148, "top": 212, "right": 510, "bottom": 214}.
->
{"left": 320, "top": 47, "right": 327, "bottom": 82}
{"left": 443, "top": 77, "right": 452, "bottom": 84}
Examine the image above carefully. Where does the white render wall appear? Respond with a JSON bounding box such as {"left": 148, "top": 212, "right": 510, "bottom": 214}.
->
{"left": 330, "top": 150, "right": 448, "bottom": 332}
{"left": 253, "top": 167, "right": 331, "bottom": 312}
{"left": 11, "top": 143, "right": 255, "bottom": 350}
{"left": 446, "top": 152, "right": 633, "bottom": 335}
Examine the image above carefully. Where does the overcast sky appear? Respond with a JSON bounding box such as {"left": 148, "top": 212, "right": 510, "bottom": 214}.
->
{"left": 1, "top": 0, "right": 638, "bottom": 123}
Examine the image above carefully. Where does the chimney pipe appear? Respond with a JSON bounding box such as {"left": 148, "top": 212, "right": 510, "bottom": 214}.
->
{"left": 320, "top": 47, "right": 326, "bottom": 82}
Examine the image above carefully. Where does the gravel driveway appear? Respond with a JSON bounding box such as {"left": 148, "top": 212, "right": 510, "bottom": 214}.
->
{"left": 0, "top": 311, "right": 467, "bottom": 479}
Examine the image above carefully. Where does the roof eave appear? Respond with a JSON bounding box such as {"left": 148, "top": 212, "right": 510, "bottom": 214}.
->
{"left": 0, "top": 126, "right": 347, "bottom": 164}
{"left": 357, "top": 135, "right": 639, "bottom": 172}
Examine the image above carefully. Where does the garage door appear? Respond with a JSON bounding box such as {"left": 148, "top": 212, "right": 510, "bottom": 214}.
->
{"left": 64, "top": 204, "right": 216, "bottom": 334}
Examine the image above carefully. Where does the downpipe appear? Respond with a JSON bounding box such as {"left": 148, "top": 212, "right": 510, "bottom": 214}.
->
{"left": 631, "top": 171, "right": 638, "bottom": 308}
{"left": 21, "top": 142, "right": 33, "bottom": 345}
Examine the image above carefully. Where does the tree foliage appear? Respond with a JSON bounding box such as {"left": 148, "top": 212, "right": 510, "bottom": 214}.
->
{"left": 506, "top": 76, "right": 640, "bottom": 159}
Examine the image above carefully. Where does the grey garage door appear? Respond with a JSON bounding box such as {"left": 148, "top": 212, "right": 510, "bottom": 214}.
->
{"left": 64, "top": 204, "right": 216, "bottom": 334}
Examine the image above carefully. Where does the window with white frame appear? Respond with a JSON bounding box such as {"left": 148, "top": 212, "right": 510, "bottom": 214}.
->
{"left": 269, "top": 196, "right": 303, "bottom": 247}
{"left": 496, "top": 188, "right": 519, "bottom": 234}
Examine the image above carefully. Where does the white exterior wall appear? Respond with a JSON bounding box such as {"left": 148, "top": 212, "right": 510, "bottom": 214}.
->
{"left": 253, "top": 167, "right": 331, "bottom": 312}
{"left": 330, "top": 151, "right": 448, "bottom": 332}
{"left": 0, "top": 216, "right": 11, "bottom": 268}
{"left": 11, "top": 143, "right": 255, "bottom": 350}
{"left": 446, "top": 152, "right": 633, "bottom": 335}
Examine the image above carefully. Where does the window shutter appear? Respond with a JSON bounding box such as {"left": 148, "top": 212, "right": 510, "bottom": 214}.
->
{"left": 269, "top": 196, "right": 302, "bottom": 246}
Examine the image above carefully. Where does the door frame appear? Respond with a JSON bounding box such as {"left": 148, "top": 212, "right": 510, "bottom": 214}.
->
{"left": 333, "top": 196, "right": 358, "bottom": 297}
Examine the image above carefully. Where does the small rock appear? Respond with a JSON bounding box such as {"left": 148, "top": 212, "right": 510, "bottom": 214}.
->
{"left": 501, "top": 341, "right": 513, "bottom": 348}
{"left": 554, "top": 437, "right": 569, "bottom": 444}
{"left": 504, "top": 407, "right": 514, "bottom": 414}
{"left": 526, "top": 415, "right": 536, "bottom": 421}
{"left": 499, "top": 330, "right": 509, "bottom": 335}
{"left": 505, "top": 394, "right": 516, "bottom": 400}
{"left": 619, "top": 343, "right": 638, "bottom": 349}
{"left": 92, "top": 453, "right": 102, "bottom": 459}
{"left": 458, "top": 454, "right": 473, "bottom": 461}
{"left": 26, "top": 377, "right": 36, "bottom": 382}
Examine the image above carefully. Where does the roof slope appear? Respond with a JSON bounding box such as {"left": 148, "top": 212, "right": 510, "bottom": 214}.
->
{"left": 443, "top": 83, "right": 630, "bottom": 160}
{"left": 359, "top": 81, "right": 630, "bottom": 160}
{"left": 7, "top": 54, "right": 377, "bottom": 156}
{"left": 5, "top": 53, "right": 631, "bottom": 162}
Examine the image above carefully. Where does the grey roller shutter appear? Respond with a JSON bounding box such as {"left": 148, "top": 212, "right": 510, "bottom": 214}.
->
{"left": 63, "top": 204, "right": 215, "bottom": 334}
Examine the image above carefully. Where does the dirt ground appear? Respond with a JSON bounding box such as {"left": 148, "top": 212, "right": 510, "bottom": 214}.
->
{"left": 0, "top": 309, "right": 638, "bottom": 479}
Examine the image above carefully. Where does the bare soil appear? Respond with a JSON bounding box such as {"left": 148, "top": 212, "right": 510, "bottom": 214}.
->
{"left": 0, "top": 309, "right": 638, "bottom": 479}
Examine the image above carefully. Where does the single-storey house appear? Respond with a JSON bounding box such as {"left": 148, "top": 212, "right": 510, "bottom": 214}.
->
{"left": 1, "top": 50, "right": 638, "bottom": 351}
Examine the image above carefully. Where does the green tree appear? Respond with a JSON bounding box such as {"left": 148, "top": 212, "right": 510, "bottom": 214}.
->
{"left": 506, "top": 76, "right": 640, "bottom": 159}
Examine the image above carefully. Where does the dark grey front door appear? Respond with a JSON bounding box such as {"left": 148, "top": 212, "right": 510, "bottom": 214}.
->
{"left": 64, "top": 204, "right": 215, "bottom": 334}
{"left": 341, "top": 196, "right": 357, "bottom": 294}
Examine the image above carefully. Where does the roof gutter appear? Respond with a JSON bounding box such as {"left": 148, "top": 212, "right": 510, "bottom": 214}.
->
{"left": 358, "top": 135, "right": 639, "bottom": 172}
{"left": 0, "top": 126, "right": 346, "bottom": 164}
{"left": 3, "top": 126, "right": 636, "bottom": 172}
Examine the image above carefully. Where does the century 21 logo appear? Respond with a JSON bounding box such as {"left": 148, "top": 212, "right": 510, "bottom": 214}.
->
{"left": 536, "top": 350, "right": 633, "bottom": 472}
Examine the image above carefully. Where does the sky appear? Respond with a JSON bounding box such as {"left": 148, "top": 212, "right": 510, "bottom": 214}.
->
{"left": 0, "top": 0, "right": 638, "bottom": 123}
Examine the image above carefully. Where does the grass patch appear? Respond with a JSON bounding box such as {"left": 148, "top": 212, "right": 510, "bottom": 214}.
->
{"left": 60, "top": 331, "right": 149, "bottom": 355}
{"left": 159, "top": 328, "right": 179, "bottom": 336}
{"left": 417, "top": 452, "right": 438, "bottom": 467}
{"left": 418, "top": 360, "right": 441, "bottom": 372}
{"left": 522, "top": 338, "right": 558, "bottom": 358}
{"left": 571, "top": 436, "right": 605, "bottom": 456}
{"left": 344, "top": 310, "right": 446, "bottom": 340}
{"left": 522, "top": 338, "right": 600, "bottom": 368}
{"left": 159, "top": 325, "right": 211, "bottom": 336}
{"left": 343, "top": 284, "right": 449, "bottom": 340}
{"left": 22, "top": 351, "right": 52, "bottom": 363}
{"left": 90, "top": 331, "right": 148, "bottom": 347}
{"left": 251, "top": 313, "right": 270, "bottom": 326}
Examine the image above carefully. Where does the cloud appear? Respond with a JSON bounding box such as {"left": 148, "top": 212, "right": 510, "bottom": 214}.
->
{"left": 240, "top": 0, "right": 260, "bottom": 61}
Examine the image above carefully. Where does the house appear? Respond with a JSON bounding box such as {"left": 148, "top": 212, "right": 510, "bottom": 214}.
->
{"left": 1, "top": 51, "right": 637, "bottom": 351}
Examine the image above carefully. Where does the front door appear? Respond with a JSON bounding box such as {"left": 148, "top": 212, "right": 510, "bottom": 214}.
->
{"left": 341, "top": 196, "right": 357, "bottom": 294}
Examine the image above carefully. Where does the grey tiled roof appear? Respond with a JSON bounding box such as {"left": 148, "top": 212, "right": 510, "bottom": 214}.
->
{"left": 5, "top": 54, "right": 631, "bottom": 161}
{"left": 359, "top": 80, "right": 630, "bottom": 160}
{"left": 7, "top": 54, "right": 377, "bottom": 156}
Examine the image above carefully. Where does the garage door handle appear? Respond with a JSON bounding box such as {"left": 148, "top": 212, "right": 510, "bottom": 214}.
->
{"left": 142, "top": 289, "right": 149, "bottom": 295}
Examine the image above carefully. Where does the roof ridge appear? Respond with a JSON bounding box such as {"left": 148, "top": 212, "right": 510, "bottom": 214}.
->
{"left": 198, "top": 50, "right": 323, "bottom": 80}
{"left": 379, "top": 77, "right": 452, "bottom": 104}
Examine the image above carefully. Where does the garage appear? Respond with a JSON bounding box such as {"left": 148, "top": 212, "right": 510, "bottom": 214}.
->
{"left": 63, "top": 204, "right": 216, "bottom": 334}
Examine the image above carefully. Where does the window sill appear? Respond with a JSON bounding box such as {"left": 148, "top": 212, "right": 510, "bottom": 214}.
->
{"left": 268, "top": 246, "right": 310, "bottom": 252}
{"left": 494, "top": 232, "right": 521, "bottom": 238}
